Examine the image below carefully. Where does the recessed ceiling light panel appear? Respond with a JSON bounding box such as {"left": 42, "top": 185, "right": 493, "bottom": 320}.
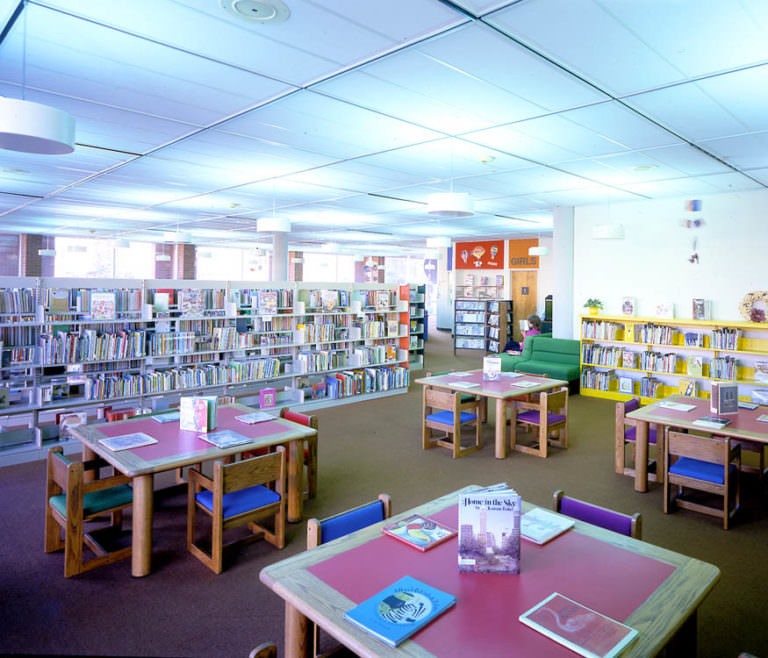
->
{"left": 220, "top": 0, "right": 290, "bottom": 24}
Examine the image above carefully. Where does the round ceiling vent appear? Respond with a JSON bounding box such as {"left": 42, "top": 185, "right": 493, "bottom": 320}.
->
{"left": 220, "top": 0, "right": 290, "bottom": 24}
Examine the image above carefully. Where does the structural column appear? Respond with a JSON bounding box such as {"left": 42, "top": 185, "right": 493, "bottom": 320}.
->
{"left": 271, "top": 232, "right": 288, "bottom": 282}
{"left": 19, "top": 234, "right": 54, "bottom": 277}
{"left": 552, "top": 205, "right": 575, "bottom": 339}
{"left": 173, "top": 243, "right": 196, "bottom": 280}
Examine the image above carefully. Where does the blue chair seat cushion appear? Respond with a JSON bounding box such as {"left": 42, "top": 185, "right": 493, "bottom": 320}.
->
{"left": 516, "top": 410, "right": 566, "bottom": 425}
{"left": 624, "top": 426, "right": 658, "bottom": 444}
{"left": 426, "top": 410, "right": 477, "bottom": 425}
{"left": 321, "top": 500, "right": 386, "bottom": 544}
{"left": 669, "top": 457, "right": 734, "bottom": 485}
{"left": 196, "top": 484, "right": 280, "bottom": 520}
{"left": 50, "top": 484, "right": 133, "bottom": 518}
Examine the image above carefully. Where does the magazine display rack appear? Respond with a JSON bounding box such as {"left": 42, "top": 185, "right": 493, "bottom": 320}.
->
{"left": 408, "top": 284, "right": 425, "bottom": 369}
{"left": 453, "top": 298, "right": 512, "bottom": 354}
{"left": 0, "top": 277, "right": 410, "bottom": 460}
{"left": 579, "top": 313, "right": 768, "bottom": 404}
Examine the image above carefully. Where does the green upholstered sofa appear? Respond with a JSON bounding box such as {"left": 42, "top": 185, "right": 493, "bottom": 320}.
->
{"left": 498, "top": 335, "right": 581, "bottom": 390}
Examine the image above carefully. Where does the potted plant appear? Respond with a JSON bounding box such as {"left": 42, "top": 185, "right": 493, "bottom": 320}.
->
{"left": 584, "top": 298, "right": 603, "bottom": 315}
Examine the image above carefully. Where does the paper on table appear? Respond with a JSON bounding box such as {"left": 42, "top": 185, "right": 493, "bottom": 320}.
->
{"left": 452, "top": 381, "right": 479, "bottom": 388}
{"left": 659, "top": 401, "right": 696, "bottom": 412}
{"left": 500, "top": 372, "right": 524, "bottom": 378}
{"left": 756, "top": 414, "right": 768, "bottom": 423}
{"left": 511, "top": 380, "right": 539, "bottom": 388}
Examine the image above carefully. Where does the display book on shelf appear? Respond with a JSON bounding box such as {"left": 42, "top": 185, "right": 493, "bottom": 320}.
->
{"left": 579, "top": 313, "right": 768, "bottom": 404}
{"left": 408, "top": 284, "right": 426, "bottom": 369}
{"left": 0, "top": 278, "right": 412, "bottom": 449}
{"left": 453, "top": 298, "right": 512, "bottom": 354}
{"left": 455, "top": 271, "right": 504, "bottom": 300}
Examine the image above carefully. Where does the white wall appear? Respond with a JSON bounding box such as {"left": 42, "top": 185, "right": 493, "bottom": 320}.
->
{"left": 572, "top": 188, "right": 768, "bottom": 335}
{"left": 536, "top": 236, "right": 554, "bottom": 317}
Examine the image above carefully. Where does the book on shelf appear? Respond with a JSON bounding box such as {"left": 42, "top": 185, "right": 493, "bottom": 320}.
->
{"left": 519, "top": 592, "right": 638, "bottom": 658}
{"left": 520, "top": 508, "right": 574, "bottom": 545}
{"left": 236, "top": 411, "right": 274, "bottom": 424}
{"left": 343, "top": 576, "right": 455, "bottom": 648}
{"left": 654, "top": 302, "right": 674, "bottom": 319}
{"left": 677, "top": 379, "right": 698, "bottom": 397}
{"left": 50, "top": 289, "right": 69, "bottom": 313}
{"left": 710, "top": 382, "right": 738, "bottom": 415}
{"left": 754, "top": 361, "right": 768, "bottom": 384}
{"left": 99, "top": 432, "right": 158, "bottom": 452}
{"left": 199, "top": 429, "right": 251, "bottom": 449}
{"left": 693, "top": 415, "right": 732, "bottom": 430}
{"left": 621, "top": 297, "right": 636, "bottom": 316}
{"left": 387, "top": 320, "right": 399, "bottom": 337}
{"left": 375, "top": 290, "right": 390, "bottom": 310}
{"left": 458, "top": 485, "right": 521, "bottom": 574}
{"left": 684, "top": 332, "right": 704, "bottom": 347}
{"left": 180, "top": 395, "right": 218, "bottom": 432}
{"left": 90, "top": 292, "right": 116, "bottom": 321}
{"left": 179, "top": 289, "right": 205, "bottom": 316}
{"left": 381, "top": 514, "right": 457, "bottom": 551}
{"left": 153, "top": 291, "right": 170, "bottom": 313}
{"left": 255, "top": 290, "right": 278, "bottom": 315}
{"left": 618, "top": 376, "right": 633, "bottom": 395}
{"left": 621, "top": 351, "right": 637, "bottom": 369}
{"left": 482, "top": 355, "right": 501, "bottom": 381}
{"left": 320, "top": 289, "right": 337, "bottom": 312}
{"left": 686, "top": 355, "right": 703, "bottom": 377}
{"left": 692, "top": 298, "right": 710, "bottom": 321}
{"left": 152, "top": 410, "right": 180, "bottom": 423}
{"left": 58, "top": 411, "right": 87, "bottom": 439}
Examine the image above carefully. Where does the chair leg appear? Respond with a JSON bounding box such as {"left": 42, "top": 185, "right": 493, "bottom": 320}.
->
{"left": 44, "top": 507, "right": 64, "bottom": 553}
{"left": 211, "top": 516, "right": 224, "bottom": 574}
{"left": 306, "top": 437, "right": 318, "bottom": 498}
{"left": 539, "top": 423, "right": 548, "bottom": 458}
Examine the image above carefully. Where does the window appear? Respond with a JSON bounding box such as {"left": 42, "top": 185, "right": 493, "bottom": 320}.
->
{"left": 54, "top": 238, "right": 154, "bottom": 278}
{"left": 196, "top": 247, "right": 270, "bottom": 281}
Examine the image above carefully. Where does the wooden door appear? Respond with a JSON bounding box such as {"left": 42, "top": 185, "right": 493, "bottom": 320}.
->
{"left": 510, "top": 271, "right": 538, "bottom": 341}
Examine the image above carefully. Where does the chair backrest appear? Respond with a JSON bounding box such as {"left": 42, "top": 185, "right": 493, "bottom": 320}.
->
{"left": 667, "top": 431, "right": 728, "bottom": 465}
{"left": 280, "top": 407, "right": 318, "bottom": 430}
{"left": 553, "top": 490, "right": 642, "bottom": 539}
{"left": 543, "top": 387, "right": 568, "bottom": 412}
{"left": 307, "top": 494, "right": 391, "bottom": 549}
{"left": 425, "top": 388, "right": 456, "bottom": 413}
{"left": 215, "top": 446, "right": 285, "bottom": 496}
{"left": 47, "top": 447, "right": 75, "bottom": 497}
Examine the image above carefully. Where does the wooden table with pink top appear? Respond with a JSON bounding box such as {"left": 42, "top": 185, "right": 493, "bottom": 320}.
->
{"left": 260, "top": 485, "right": 719, "bottom": 658}
{"left": 69, "top": 403, "right": 316, "bottom": 577}
{"left": 625, "top": 394, "right": 768, "bottom": 492}
{"left": 414, "top": 371, "right": 567, "bottom": 458}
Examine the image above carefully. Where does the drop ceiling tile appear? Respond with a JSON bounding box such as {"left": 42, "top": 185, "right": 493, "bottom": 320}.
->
{"left": 0, "top": 192, "right": 29, "bottom": 212}
{"left": 450, "top": 1, "right": 521, "bottom": 15}
{"left": 1, "top": 4, "right": 292, "bottom": 126}
{"left": 697, "top": 132, "right": 768, "bottom": 170}
{"left": 38, "top": 0, "right": 466, "bottom": 86}
{"left": 745, "top": 169, "right": 768, "bottom": 186}
{"left": 285, "top": 160, "right": 428, "bottom": 194}
{"left": 316, "top": 23, "right": 606, "bottom": 134}
{"left": 218, "top": 91, "right": 440, "bottom": 160}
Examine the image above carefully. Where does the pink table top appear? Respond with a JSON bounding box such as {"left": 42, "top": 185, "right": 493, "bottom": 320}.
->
{"left": 415, "top": 370, "right": 567, "bottom": 399}
{"left": 70, "top": 404, "right": 316, "bottom": 476}
{"left": 627, "top": 395, "right": 768, "bottom": 443}
{"left": 307, "top": 504, "right": 676, "bottom": 657}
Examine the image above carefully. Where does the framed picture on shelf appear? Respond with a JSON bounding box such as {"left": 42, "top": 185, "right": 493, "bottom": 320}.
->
{"left": 692, "top": 298, "right": 710, "bottom": 321}
{"left": 618, "top": 376, "right": 634, "bottom": 395}
{"left": 655, "top": 302, "right": 675, "bottom": 319}
{"left": 621, "top": 297, "right": 636, "bottom": 316}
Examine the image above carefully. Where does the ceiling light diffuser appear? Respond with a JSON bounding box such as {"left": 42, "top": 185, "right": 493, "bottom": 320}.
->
{"left": 256, "top": 217, "right": 291, "bottom": 232}
{"left": 427, "top": 193, "right": 474, "bottom": 217}
{"left": 426, "top": 236, "right": 452, "bottom": 248}
{"left": 0, "top": 98, "right": 75, "bottom": 155}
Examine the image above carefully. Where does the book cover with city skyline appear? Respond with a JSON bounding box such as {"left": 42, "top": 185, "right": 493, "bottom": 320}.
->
{"left": 458, "top": 487, "right": 521, "bottom": 574}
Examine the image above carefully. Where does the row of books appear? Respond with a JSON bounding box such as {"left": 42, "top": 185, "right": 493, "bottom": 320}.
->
{"left": 580, "top": 367, "right": 616, "bottom": 391}
{"left": 45, "top": 288, "right": 144, "bottom": 317}
{"left": 357, "top": 289, "right": 393, "bottom": 310}
{"left": 581, "top": 344, "right": 622, "bottom": 367}
{"left": 83, "top": 358, "right": 281, "bottom": 400}
{"left": 581, "top": 320, "right": 622, "bottom": 340}
{"left": 40, "top": 330, "right": 149, "bottom": 364}
{"left": 711, "top": 356, "right": 738, "bottom": 380}
{"left": 252, "top": 315, "right": 293, "bottom": 332}
{"left": 634, "top": 323, "right": 676, "bottom": 345}
{"left": 455, "top": 311, "right": 485, "bottom": 323}
{"left": 0, "top": 325, "right": 38, "bottom": 347}
{"left": 455, "top": 324, "right": 485, "bottom": 337}
{"left": 230, "top": 288, "right": 293, "bottom": 310}
{"left": 710, "top": 327, "right": 741, "bottom": 350}
{"left": 640, "top": 376, "right": 661, "bottom": 397}
{"left": 0, "top": 288, "right": 37, "bottom": 314}
{"left": 354, "top": 320, "right": 391, "bottom": 339}
{"left": 294, "top": 350, "right": 347, "bottom": 374}
{"left": 455, "top": 337, "right": 485, "bottom": 349}
{"left": 455, "top": 300, "right": 486, "bottom": 311}
{"left": 295, "top": 322, "right": 337, "bottom": 343}
{"left": 638, "top": 350, "right": 677, "bottom": 373}
{"left": 351, "top": 345, "right": 397, "bottom": 366}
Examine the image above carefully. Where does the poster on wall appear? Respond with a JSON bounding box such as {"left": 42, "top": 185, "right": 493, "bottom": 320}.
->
{"left": 423, "top": 259, "right": 437, "bottom": 284}
{"left": 508, "top": 239, "right": 541, "bottom": 269}
{"left": 454, "top": 240, "right": 504, "bottom": 270}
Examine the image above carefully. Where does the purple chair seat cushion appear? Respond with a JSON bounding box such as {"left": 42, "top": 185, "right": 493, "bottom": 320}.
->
{"left": 426, "top": 410, "right": 477, "bottom": 425}
{"left": 624, "top": 426, "right": 658, "bottom": 444}
{"left": 516, "top": 410, "right": 566, "bottom": 425}
{"left": 559, "top": 497, "right": 633, "bottom": 537}
{"left": 669, "top": 457, "right": 734, "bottom": 485}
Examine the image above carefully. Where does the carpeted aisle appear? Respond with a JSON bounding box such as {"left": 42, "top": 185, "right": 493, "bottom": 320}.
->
{"left": 1, "top": 327, "right": 767, "bottom": 657}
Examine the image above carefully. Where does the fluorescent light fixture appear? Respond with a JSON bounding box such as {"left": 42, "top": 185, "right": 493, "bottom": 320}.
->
{"left": 37, "top": 248, "right": 56, "bottom": 256}
{"left": 592, "top": 224, "right": 625, "bottom": 240}
{"left": 426, "top": 236, "right": 452, "bottom": 248}
{"left": 256, "top": 217, "right": 291, "bottom": 232}
{"left": 528, "top": 246, "right": 548, "bottom": 256}
{"left": 163, "top": 230, "right": 190, "bottom": 243}
{"left": 427, "top": 193, "right": 474, "bottom": 218}
{"left": 155, "top": 254, "right": 171, "bottom": 262}
{"left": 0, "top": 98, "right": 75, "bottom": 155}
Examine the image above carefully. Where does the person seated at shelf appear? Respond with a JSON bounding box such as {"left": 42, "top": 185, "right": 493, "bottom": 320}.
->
{"left": 504, "top": 314, "right": 542, "bottom": 354}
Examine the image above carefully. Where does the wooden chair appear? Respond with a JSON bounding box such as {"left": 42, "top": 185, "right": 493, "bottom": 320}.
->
{"left": 664, "top": 430, "right": 741, "bottom": 529}
{"left": 248, "top": 642, "right": 277, "bottom": 658}
{"left": 509, "top": 386, "right": 568, "bottom": 458}
{"left": 422, "top": 387, "right": 482, "bottom": 458}
{"left": 280, "top": 407, "right": 319, "bottom": 499}
{"left": 616, "top": 397, "right": 663, "bottom": 484}
{"left": 426, "top": 371, "right": 487, "bottom": 423}
{"left": 187, "top": 447, "right": 286, "bottom": 574}
{"left": 553, "top": 489, "right": 642, "bottom": 539}
{"left": 306, "top": 494, "right": 391, "bottom": 657}
{"left": 731, "top": 439, "right": 765, "bottom": 480}
{"left": 44, "top": 447, "right": 133, "bottom": 577}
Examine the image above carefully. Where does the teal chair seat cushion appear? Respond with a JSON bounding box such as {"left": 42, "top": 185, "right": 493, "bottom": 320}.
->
{"left": 196, "top": 484, "right": 280, "bottom": 520}
{"left": 321, "top": 500, "right": 386, "bottom": 544}
{"left": 670, "top": 457, "right": 734, "bottom": 485}
{"left": 426, "top": 410, "right": 477, "bottom": 425}
{"left": 50, "top": 484, "right": 133, "bottom": 518}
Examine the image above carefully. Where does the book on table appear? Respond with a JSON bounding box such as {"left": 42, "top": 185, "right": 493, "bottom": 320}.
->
{"left": 343, "top": 575, "right": 455, "bottom": 648}
{"left": 693, "top": 416, "right": 732, "bottom": 430}
{"left": 236, "top": 411, "right": 274, "bottom": 424}
{"left": 482, "top": 355, "right": 502, "bottom": 381}
{"left": 658, "top": 400, "right": 696, "bottom": 412}
{"left": 521, "top": 508, "right": 574, "bottom": 545}
{"left": 152, "top": 410, "right": 180, "bottom": 423}
{"left": 180, "top": 395, "right": 218, "bottom": 432}
{"left": 382, "top": 514, "right": 456, "bottom": 552}
{"left": 198, "top": 429, "right": 251, "bottom": 449}
{"left": 99, "top": 432, "right": 158, "bottom": 452}
{"left": 458, "top": 485, "right": 521, "bottom": 574}
{"left": 519, "top": 592, "right": 638, "bottom": 658}
{"left": 710, "top": 382, "right": 738, "bottom": 415}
